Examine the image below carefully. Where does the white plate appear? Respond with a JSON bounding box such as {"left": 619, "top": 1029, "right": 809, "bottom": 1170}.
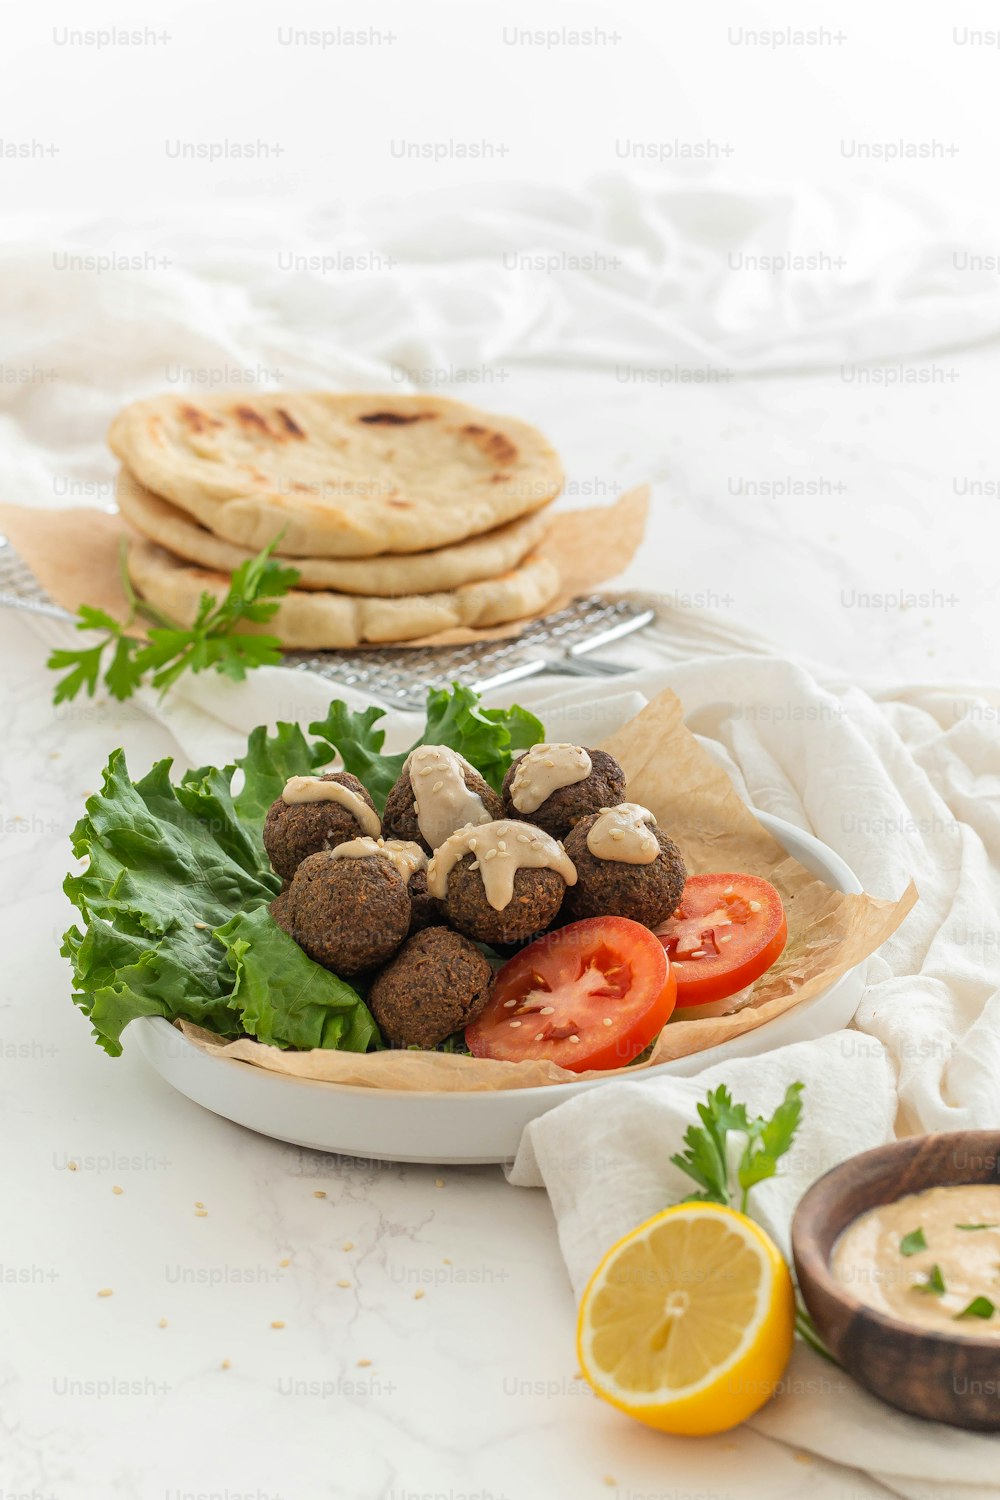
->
{"left": 134, "top": 811, "right": 866, "bottom": 1164}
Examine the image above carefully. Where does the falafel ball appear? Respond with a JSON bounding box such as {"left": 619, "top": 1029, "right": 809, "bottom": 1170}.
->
{"left": 501, "top": 747, "right": 627, "bottom": 840}
{"left": 269, "top": 888, "right": 296, "bottom": 940}
{"left": 368, "top": 926, "right": 493, "bottom": 1048}
{"left": 263, "top": 772, "right": 380, "bottom": 882}
{"left": 383, "top": 758, "right": 503, "bottom": 852}
{"left": 406, "top": 867, "right": 440, "bottom": 933}
{"left": 442, "top": 857, "right": 566, "bottom": 947}
{"left": 562, "top": 814, "right": 686, "bottom": 928}
{"left": 285, "top": 849, "right": 410, "bottom": 975}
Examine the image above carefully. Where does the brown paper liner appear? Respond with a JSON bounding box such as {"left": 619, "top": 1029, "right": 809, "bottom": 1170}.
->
{"left": 173, "top": 688, "right": 915, "bottom": 1091}
{"left": 0, "top": 486, "right": 650, "bottom": 650}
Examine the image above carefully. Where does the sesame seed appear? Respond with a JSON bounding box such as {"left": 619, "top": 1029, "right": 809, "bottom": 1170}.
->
{"left": 194, "top": 1201, "right": 204, "bottom": 1209}
{"left": 517, "top": 833, "right": 532, "bottom": 844}
{"left": 97, "top": 1288, "right": 113, "bottom": 1298}
{"left": 602, "top": 1018, "right": 613, "bottom": 1027}
{"left": 720, "top": 934, "right": 732, "bottom": 943}
{"left": 540, "top": 1006, "right": 554, "bottom": 1015}
{"left": 221, "top": 1359, "right": 231, "bottom": 1370}
{"left": 337, "top": 1279, "right": 351, "bottom": 1288}
{"left": 158, "top": 1317, "right": 168, "bottom": 1328}
{"left": 434, "top": 1178, "right": 445, "bottom": 1188}
{"left": 194, "top": 1209, "right": 208, "bottom": 1218}
{"left": 569, "top": 1035, "right": 580, "bottom": 1044}
{"left": 535, "top": 1033, "right": 544, "bottom": 1041}
{"left": 610, "top": 829, "right": 625, "bottom": 841}
{"left": 484, "top": 849, "right": 497, "bottom": 860}
{"left": 497, "top": 840, "right": 507, "bottom": 851}
{"left": 503, "top": 998, "right": 517, "bottom": 1009}
{"left": 112, "top": 1185, "right": 123, "bottom": 1195}
{"left": 357, "top": 1358, "right": 372, "bottom": 1367}
{"left": 468, "top": 860, "right": 480, "bottom": 871}
{"left": 313, "top": 1190, "right": 326, "bottom": 1199}
{"left": 279, "top": 1257, "right": 290, "bottom": 1267}
{"left": 496, "top": 823, "right": 509, "bottom": 835}
{"left": 194, "top": 921, "right": 209, "bottom": 930}
{"left": 749, "top": 900, "right": 762, "bottom": 912}
{"left": 468, "top": 838, "right": 477, "bottom": 850}
{"left": 414, "top": 1289, "right": 425, "bottom": 1300}
{"left": 271, "top": 1320, "right": 285, "bottom": 1329}
{"left": 432, "top": 780, "right": 443, "bottom": 793}
{"left": 509, "top": 1020, "right": 522, "bottom": 1028}
{"left": 342, "top": 1241, "right": 354, "bottom": 1251}
{"left": 67, "top": 1161, "right": 78, "bottom": 1172}
{"left": 691, "top": 950, "right": 706, "bottom": 959}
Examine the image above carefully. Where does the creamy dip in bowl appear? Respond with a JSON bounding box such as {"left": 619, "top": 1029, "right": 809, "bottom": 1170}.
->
{"left": 792, "top": 1131, "right": 1000, "bottom": 1430}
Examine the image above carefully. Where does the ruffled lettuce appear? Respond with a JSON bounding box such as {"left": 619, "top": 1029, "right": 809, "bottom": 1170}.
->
{"left": 63, "top": 685, "right": 543, "bottom": 1055}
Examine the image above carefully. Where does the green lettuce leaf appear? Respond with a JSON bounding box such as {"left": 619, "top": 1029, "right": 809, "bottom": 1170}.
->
{"left": 63, "top": 748, "right": 374, "bottom": 1056}
{"left": 309, "top": 683, "right": 544, "bottom": 810}
{"left": 307, "top": 702, "right": 403, "bottom": 811}
{"left": 216, "top": 906, "right": 378, "bottom": 1052}
{"left": 228, "top": 721, "right": 327, "bottom": 837}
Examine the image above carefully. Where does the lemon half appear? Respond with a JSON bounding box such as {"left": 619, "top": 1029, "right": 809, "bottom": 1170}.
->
{"left": 577, "top": 1202, "right": 794, "bottom": 1436}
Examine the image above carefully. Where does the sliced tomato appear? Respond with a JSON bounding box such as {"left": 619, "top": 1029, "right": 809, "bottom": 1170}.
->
{"left": 466, "top": 916, "right": 676, "bottom": 1073}
{"left": 654, "top": 873, "right": 787, "bottom": 1007}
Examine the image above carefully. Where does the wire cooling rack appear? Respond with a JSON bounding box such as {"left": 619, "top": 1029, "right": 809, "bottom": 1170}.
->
{"left": 0, "top": 532, "right": 654, "bottom": 709}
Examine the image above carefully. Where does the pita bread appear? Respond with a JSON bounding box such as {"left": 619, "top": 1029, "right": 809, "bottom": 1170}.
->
{"left": 108, "top": 393, "right": 563, "bottom": 558}
{"left": 126, "top": 538, "right": 562, "bottom": 649}
{"left": 116, "top": 470, "right": 553, "bottom": 597}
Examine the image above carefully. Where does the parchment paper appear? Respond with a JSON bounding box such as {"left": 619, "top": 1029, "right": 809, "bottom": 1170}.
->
{"left": 0, "top": 486, "right": 649, "bottom": 650}
{"left": 176, "top": 689, "right": 916, "bottom": 1091}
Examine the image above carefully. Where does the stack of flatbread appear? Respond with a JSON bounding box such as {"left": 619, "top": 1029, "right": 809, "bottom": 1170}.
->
{"left": 109, "top": 393, "right": 566, "bottom": 648}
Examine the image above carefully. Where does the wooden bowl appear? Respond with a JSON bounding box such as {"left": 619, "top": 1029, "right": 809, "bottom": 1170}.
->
{"left": 792, "top": 1131, "right": 1000, "bottom": 1431}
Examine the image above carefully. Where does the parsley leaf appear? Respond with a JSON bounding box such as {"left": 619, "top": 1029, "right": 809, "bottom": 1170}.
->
{"left": 913, "top": 1264, "right": 946, "bottom": 1296}
{"left": 955, "top": 1296, "right": 995, "bottom": 1320}
{"left": 955, "top": 1223, "right": 997, "bottom": 1231}
{"left": 48, "top": 537, "right": 297, "bottom": 704}
{"left": 900, "top": 1228, "right": 927, "bottom": 1256}
{"left": 671, "top": 1081, "right": 804, "bottom": 1213}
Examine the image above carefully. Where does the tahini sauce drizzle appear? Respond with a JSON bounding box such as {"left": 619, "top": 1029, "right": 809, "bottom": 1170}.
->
{"left": 406, "top": 746, "right": 493, "bottom": 849}
{"left": 281, "top": 775, "right": 381, "bottom": 837}
{"left": 832, "top": 1183, "right": 1000, "bottom": 1338}
{"left": 330, "top": 837, "right": 428, "bottom": 885}
{"left": 510, "top": 743, "right": 592, "bottom": 813}
{"left": 586, "top": 803, "right": 659, "bottom": 865}
{"left": 427, "top": 820, "right": 577, "bottom": 911}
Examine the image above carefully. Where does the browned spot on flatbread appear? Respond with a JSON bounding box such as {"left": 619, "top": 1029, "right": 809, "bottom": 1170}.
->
{"left": 490, "top": 472, "right": 512, "bottom": 483}
{"left": 461, "top": 424, "right": 518, "bottom": 466}
{"left": 233, "top": 405, "right": 271, "bottom": 434}
{"left": 358, "top": 411, "right": 435, "bottom": 426}
{"left": 388, "top": 498, "right": 413, "bottom": 508}
{"left": 179, "top": 405, "right": 222, "bottom": 434}
{"left": 275, "top": 407, "right": 306, "bottom": 438}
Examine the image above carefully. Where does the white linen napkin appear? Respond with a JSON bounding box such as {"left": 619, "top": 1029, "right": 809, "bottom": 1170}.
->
{"left": 508, "top": 1031, "right": 1000, "bottom": 1500}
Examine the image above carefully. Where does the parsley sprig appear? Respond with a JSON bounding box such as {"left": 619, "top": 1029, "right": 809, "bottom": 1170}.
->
{"left": 48, "top": 539, "right": 299, "bottom": 704}
{"left": 671, "top": 1082, "right": 805, "bottom": 1214}
{"left": 670, "top": 1081, "right": 834, "bottom": 1360}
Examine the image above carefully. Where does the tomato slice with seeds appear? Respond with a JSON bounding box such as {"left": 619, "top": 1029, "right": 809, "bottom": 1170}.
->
{"left": 466, "top": 917, "right": 676, "bottom": 1073}
{"left": 654, "top": 873, "right": 787, "bottom": 1006}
